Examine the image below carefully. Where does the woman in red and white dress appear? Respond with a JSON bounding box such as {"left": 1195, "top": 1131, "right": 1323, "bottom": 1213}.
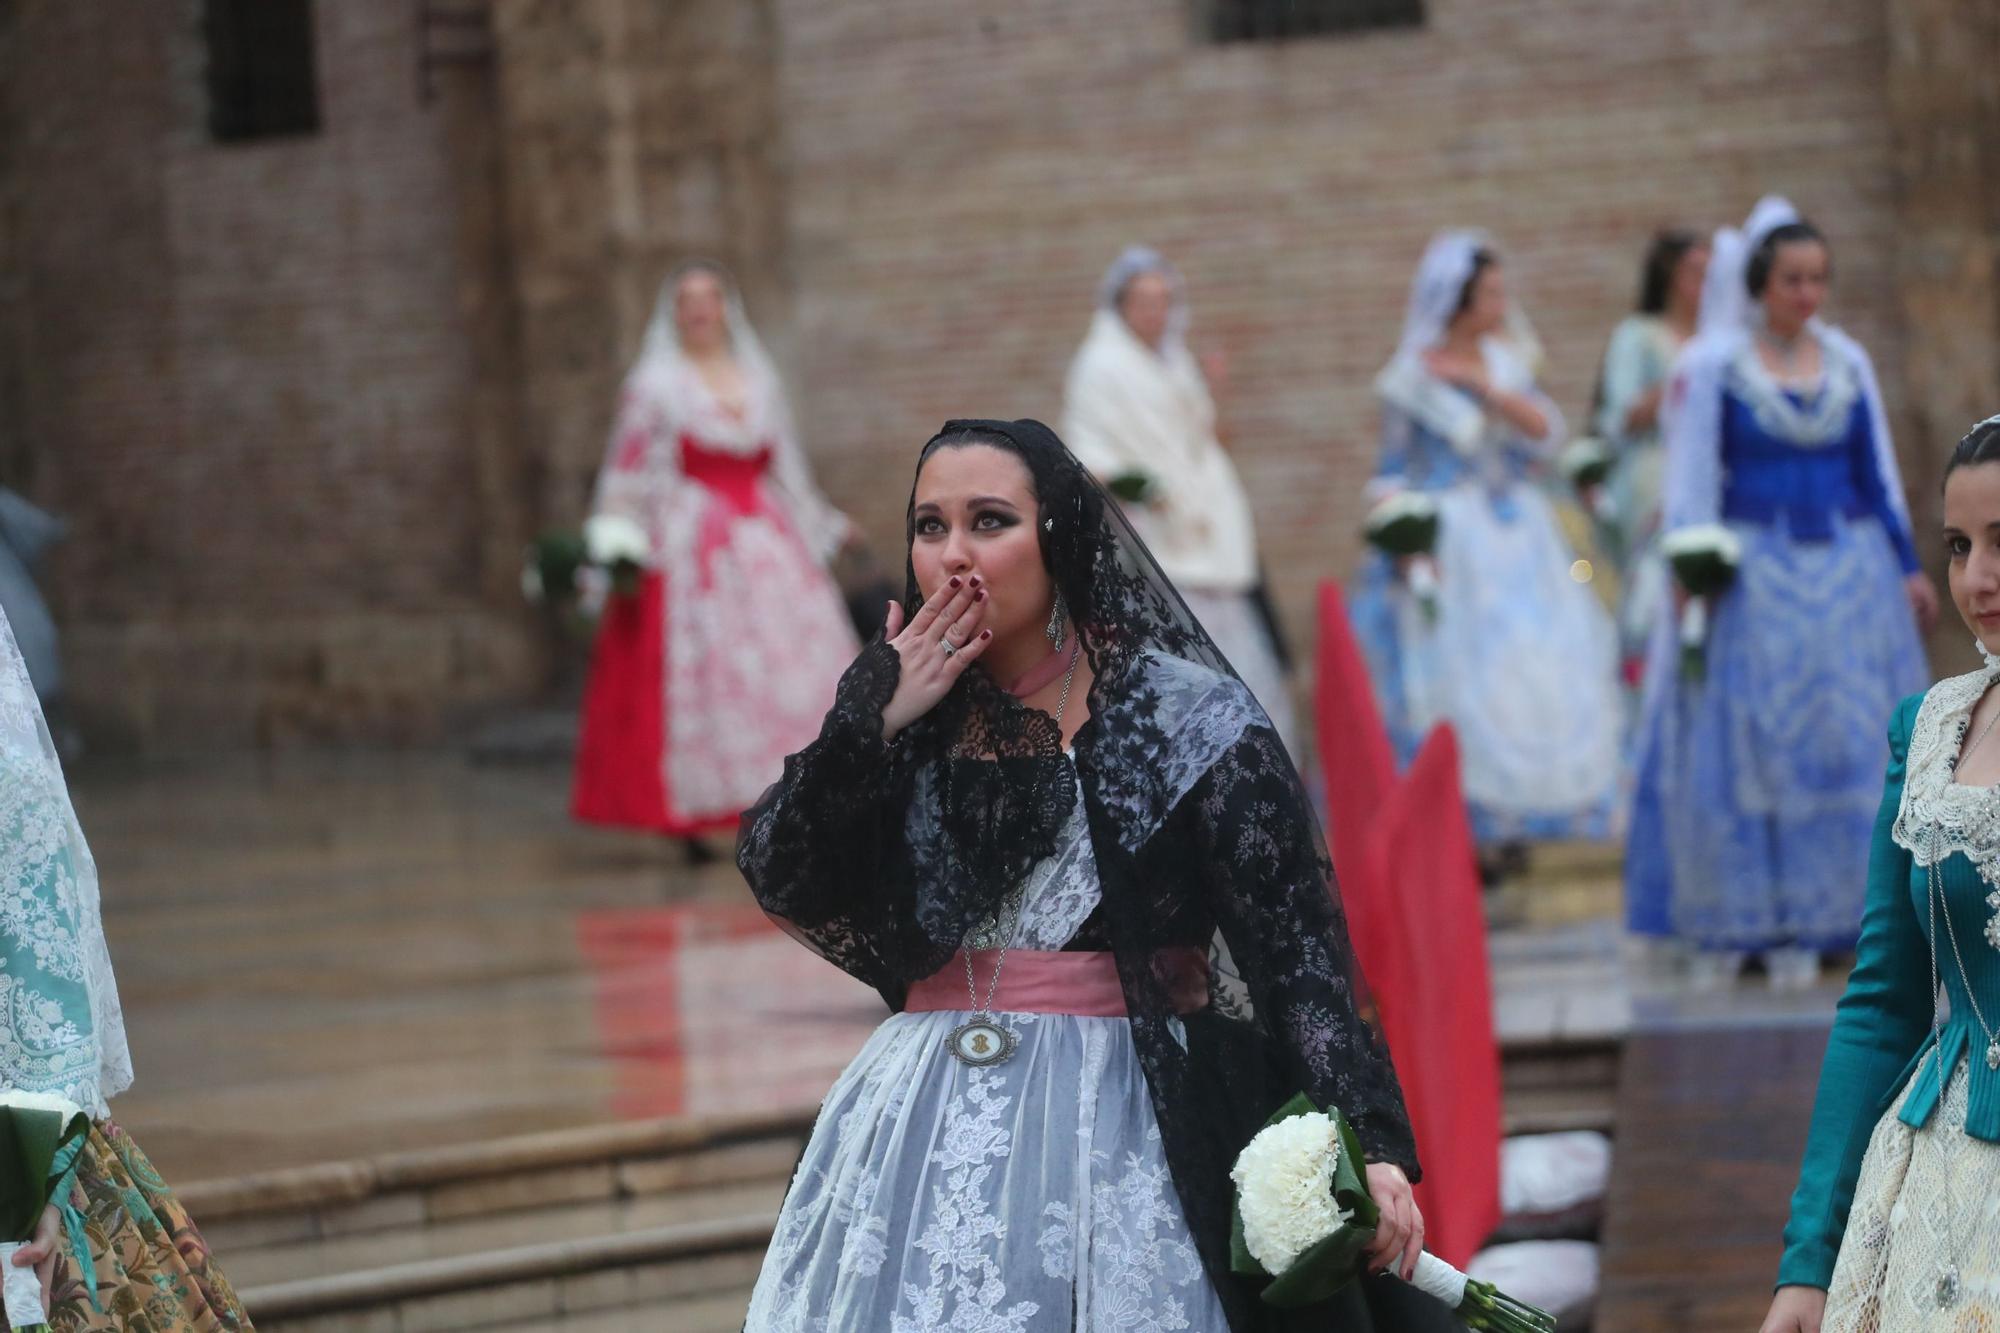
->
{"left": 571, "top": 261, "right": 859, "bottom": 851}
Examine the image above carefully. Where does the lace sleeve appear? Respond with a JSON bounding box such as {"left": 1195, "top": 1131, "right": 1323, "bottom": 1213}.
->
{"left": 735, "top": 641, "right": 918, "bottom": 996}
{"left": 592, "top": 387, "right": 678, "bottom": 555}
{"left": 1190, "top": 724, "right": 1421, "bottom": 1177}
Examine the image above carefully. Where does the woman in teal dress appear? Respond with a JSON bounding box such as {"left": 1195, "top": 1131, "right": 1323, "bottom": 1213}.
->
{"left": 1763, "top": 414, "right": 2000, "bottom": 1333}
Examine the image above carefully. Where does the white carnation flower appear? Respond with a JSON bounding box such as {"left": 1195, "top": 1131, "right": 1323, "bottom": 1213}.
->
{"left": 1229, "top": 1111, "right": 1352, "bottom": 1273}
{"left": 1364, "top": 490, "right": 1440, "bottom": 532}
{"left": 0, "top": 1089, "right": 84, "bottom": 1119}
{"left": 1659, "top": 522, "right": 1743, "bottom": 565}
{"left": 583, "top": 514, "right": 650, "bottom": 567}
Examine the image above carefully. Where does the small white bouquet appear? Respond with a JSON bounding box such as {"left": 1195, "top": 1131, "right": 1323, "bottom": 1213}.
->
{"left": 0, "top": 1092, "right": 89, "bottom": 1332}
{"left": 1557, "top": 437, "right": 1617, "bottom": 526}
{"left": 1660, "top": 524, "right": 1744, "bottom": 682}
{"left": 1364, "top": 492, "right": 1442, "bottom": 624}
{"left": 1229, "top": 1094, "right": 1554, "bottom": 1330}
{"left": 584, "top": 515, "right": 650, "bottom": 590}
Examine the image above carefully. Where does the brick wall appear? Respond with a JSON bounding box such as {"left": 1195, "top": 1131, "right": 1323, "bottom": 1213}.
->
{"left": 0, "top": 2, "right": 537, "bottom": 746}
{"left": 770, "top": 0, "right": 1910, "bottom": 648}
{"left": 4, "top": 0, "right": 1977, "bottom": 747}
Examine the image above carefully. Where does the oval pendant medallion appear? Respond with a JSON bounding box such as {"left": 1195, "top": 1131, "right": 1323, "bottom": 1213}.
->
{"left": 948, "top": 1019, "right": 1018, "bottom": 1067}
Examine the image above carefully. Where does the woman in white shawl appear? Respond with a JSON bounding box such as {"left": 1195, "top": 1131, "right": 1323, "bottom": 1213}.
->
{"left": 1624, "top": 197, "right": 1932, "bottom": 988}
{"left": 571, "top": 261, "right": 859, "bottom": 851}
{"left": 1347, "top": 230, "right": 1622, "bottom": 850}
{"left": 2, "top": 606, "right": 254, "bottom": 1330}
{"left": 1060, "top": 246, "right": 1298, "bottom": 754}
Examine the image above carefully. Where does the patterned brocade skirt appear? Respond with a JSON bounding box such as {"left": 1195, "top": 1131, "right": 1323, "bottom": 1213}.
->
{"left": 46, "top": 1121, "right": 253, "bottom": 1333}
{"left": 1825, "top": 1062, "right": 2000, "bottom": 1331}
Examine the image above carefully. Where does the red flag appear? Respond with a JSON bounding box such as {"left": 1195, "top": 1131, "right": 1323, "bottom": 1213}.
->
{"left": 1314, "top": 581, "right": 1403, "bottom": 1028}
{"left": 1363, "top": 724, "right": 1502, "bottom": 1268}
{"left": 1313, "top": 580, "right": 1397, "bottom": 901}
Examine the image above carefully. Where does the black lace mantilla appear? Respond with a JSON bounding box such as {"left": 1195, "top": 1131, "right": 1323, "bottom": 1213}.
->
{"left": 738, "top": 419, "right": 1422, "bottom": 1331}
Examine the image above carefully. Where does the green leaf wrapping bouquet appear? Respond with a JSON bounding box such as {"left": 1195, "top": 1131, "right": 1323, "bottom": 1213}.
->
{"left": 1, "top": 1092, "right": 90, "bottom": 1333}
{"left": 1557, "top": 437, "right": 1617, "bottom": 528}
{"left": 1660, "top": 524, "right": 1744, "bottom": 682}
{"left": 1364, "top": 492, "right": 1443, "bottom": 624}
{"left": 1229, "top": 1094, "right": 1554, "bottom": 1331}
{"left": 1105, "top": 469, "right": 1160, "bottom": 505}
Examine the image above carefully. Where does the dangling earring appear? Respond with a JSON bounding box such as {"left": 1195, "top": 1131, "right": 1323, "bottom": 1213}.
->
{"left": 1046, "top": 591, "right": 1068, "bottom": 652}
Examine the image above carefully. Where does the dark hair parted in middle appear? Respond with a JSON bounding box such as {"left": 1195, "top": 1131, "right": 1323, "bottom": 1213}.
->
{"left": 1944, "top": 415, "right": 2000, "bottom": 489}
{"left": 1637, "top": 228, "right": 1701, "bottom": 314}
{"left": 1745, "top": 221, "right": 1829, "bottom": 298}
{"left": 1453, "top": 249, "right": 1498, "bottom": 319}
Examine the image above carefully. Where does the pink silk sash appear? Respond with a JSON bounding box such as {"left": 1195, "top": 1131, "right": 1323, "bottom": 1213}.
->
{"left": 905, "top": 950, "right": 1128, "bottom": 1018}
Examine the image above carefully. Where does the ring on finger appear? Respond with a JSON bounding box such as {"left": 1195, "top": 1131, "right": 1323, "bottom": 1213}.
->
{"left": 940, "top": 642, "right": 957, "bottom": 658}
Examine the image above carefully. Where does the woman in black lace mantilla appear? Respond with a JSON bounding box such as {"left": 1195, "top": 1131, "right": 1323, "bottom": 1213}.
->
{"left": 738, "top": 418, "right": 1455, "bottom": 1331}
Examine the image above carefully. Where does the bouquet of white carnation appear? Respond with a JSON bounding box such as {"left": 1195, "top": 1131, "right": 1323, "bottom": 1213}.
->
{"left": 1660, "top": 524, "right": 1743, "bottom": 682}
{"left": 582, "top": 514, "right": 651, "bottom": 600}
{"left": 1229, "top": 1094, "right": 1554, "bottom": 1331}
{"left": 1, "top": 1092, "right": 90, "bottom": 1333}
{"left": 1557, "top": 437, "right": 1617, "bottom": 526}
{"left": 1364, "top": 492, "right": 1443, "bottom": 624}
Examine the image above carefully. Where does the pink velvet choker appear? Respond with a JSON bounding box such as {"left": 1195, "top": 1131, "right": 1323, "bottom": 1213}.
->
{"left": 1006, "top": 641, "right": 1080, "bottom": 698}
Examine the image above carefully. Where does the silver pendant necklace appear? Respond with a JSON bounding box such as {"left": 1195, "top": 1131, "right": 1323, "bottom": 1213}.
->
{"left": 947, "top": 649, "right": 1081, "bottom": 1068}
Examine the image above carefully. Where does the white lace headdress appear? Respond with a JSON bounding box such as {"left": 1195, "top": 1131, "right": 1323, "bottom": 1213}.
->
{"left": 0, "top": 605, "right": 131, "bottom": 1115}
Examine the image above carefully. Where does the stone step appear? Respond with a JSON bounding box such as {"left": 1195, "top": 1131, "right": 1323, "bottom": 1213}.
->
{"left": 244, "top": 1214, "right": 771, "bottom": 1331}
{"left": 226, "top": 1177, "right": 786, "bottom": 1292}
{"left": 210, "top": 1040, "right": 1617, "bottom": 1327}
{"left": 187, "top": 1109, "right": 812, "bottom": 1258}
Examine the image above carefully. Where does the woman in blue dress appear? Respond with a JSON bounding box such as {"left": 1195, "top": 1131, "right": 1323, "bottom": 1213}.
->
{"left": 1625, "top": 197, "right": 1936, "bottom": 989}
{"left": 1349, "top": 230, "right": 1622, "bottom": 850}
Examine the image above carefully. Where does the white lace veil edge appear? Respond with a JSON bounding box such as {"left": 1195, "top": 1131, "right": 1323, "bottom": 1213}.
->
{"left": 0, "top": 606, "right": 130, "bottom": 1115}
{"left": 1663, "top": 194, "right": 1908, "bottom": 533}
{"left": 1095, "top": 245, "right": 1195, "bottom": 355}
{"left": 628, "top": 259, "right": 787, "bottom": 409}
{"left": 1382, "top": 228, "right": 1546, "bottom": 380}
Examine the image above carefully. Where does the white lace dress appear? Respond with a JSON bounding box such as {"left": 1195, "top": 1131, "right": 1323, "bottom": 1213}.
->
{"left": 743, "top": 782, "right": 1230, "bottom": 1332}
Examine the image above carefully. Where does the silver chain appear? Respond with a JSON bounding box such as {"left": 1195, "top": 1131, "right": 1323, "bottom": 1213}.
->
{"left": 1929, "top": 855, "right": 1999, "bottom": 1055}
{"left": 961, "top": 647, "right": 1081, "bottom": 1016}
{"left": 1921, "top": 831, "right": 1998, "bottom": 1309}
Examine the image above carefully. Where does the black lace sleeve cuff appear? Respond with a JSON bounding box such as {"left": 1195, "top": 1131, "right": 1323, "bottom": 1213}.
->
{"left": 815, "top": 638, "right": 901, "bottom": 762}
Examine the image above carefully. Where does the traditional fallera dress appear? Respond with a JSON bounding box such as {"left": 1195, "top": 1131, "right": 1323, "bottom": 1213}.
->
{"left": 1780, "top": 674, "right": 2000, "bottom": 1330}
{"left": 1625, "top": 198, "right": 1925, "bottom": 952}
{"left": 1062, "top": 247, "right": 1299, "bottom": 759}
{"left": 1, "top": 607, "right": 253, "bottom": 1332}
{"left": 737, "top": 417, "right": 1458, "bottom": 1333}
{"left": 1592, "top": 312, "right": 1684, "bottom": 686}
{"left": 1348, "top": 230, "right": 1622, "bottom": 845}
{"left": 572, "top": 273, "right": 858, "bottom": 837}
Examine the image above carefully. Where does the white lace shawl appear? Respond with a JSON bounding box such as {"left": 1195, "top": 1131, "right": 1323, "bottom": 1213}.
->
{"left": 1893, "top": 668, "right": 2000, "bottom": 954}
{"left": 1, "top": 607, "right": 131, "bottom": 1114}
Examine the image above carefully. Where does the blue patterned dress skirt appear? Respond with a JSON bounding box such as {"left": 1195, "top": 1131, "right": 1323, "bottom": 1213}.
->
{"left": 1626, "top": 376, "right": 1926, "bottom": 951}
{"left": 1348, "top": 393, "right": 1622, "bottom": 847}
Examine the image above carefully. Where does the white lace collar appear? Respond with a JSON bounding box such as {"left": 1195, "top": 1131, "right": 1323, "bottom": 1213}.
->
{"left": 1721, "top": 331, "right": 1862, "bottom": 449}
{"left": 1893, "top": 666, "right": 2000, "bottom": 952}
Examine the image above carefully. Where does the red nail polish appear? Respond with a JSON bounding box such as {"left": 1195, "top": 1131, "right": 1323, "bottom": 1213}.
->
{"left": 948, "top": 576, "right": 961, "bottom": 589}
{"left": 979, "top": 629, "right": 991, "bottom": 640}
{"left": 970, "top": 575, "right": 982, "bottom": 587}
{"left": 974, "top": 589, "right": 986, "bottom": 602}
